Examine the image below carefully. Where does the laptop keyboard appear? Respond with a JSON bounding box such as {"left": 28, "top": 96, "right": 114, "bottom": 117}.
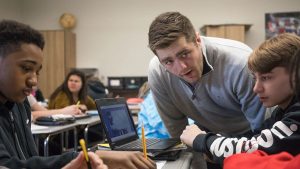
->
{"left": 120, "top": 138, "right": 161, "bottom": 149}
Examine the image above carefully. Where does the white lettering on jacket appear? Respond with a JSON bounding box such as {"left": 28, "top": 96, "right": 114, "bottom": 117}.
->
{"left": 210, "top": 121, "right": 297, "bottom": 158}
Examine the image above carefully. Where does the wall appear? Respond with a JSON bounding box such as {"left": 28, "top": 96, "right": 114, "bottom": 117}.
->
{"left": 1, "top": 0, "right": 300, "bottom": 84}
{"left": 0, "top": 0, "right": 22, "bottom": 21}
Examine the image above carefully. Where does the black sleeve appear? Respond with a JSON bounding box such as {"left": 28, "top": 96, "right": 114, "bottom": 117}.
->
{"left": 0, "top": 101, "right": 79, "bottom": 169}
{"left": 0, "top": 150, "right": 78, "bottom": 169}
{"left": 35, "top": 89, "right": 45, "bottom": 102}
{"left": 192, "top": 112, "right": 300, "bottom": 164}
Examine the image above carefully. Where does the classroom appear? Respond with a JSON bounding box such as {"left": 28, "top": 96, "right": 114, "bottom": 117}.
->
{"left": 0, "top": 0, "right": 300, "bottom": 169}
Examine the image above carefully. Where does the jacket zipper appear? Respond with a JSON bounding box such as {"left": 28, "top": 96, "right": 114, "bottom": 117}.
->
{"left": 181, "top": 80, "right": 199, "bottom": 100}
{"left": 9, "top": 111, "right": 26, "bottom": 160}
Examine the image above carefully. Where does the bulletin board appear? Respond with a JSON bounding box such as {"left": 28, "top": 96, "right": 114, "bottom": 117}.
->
{"left": 265, "top": 11, "right": 300, "bottom": 39}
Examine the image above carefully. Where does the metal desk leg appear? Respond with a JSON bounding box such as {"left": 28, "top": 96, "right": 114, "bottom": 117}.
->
{"left": 34, "top": 135, "right": 40, "bottom": 154}
{"left": 44, "top": 135, "right": 50, "bottom": 157}
{"left": 73, "top": 127, "right": 78, "bottom": 151}
{"left": 64, "top": 131, "right": 69, "bottom": 149}
{"left": 84, "top": 125, "right": 89, "bottom": 145}
{"left": 60, "top": 133, "right": 64, "bottom": 152}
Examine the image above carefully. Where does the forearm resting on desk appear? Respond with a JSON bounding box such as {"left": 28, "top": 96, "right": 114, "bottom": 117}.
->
{"left": 32, "top": 104, "right": 83, "bottom": 121}
{"left": 95, "top": 150, "right": 156, "bottom": 169}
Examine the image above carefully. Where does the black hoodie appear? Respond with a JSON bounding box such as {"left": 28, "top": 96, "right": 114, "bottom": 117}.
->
{"left": 0, "top": 100, "right": 77, "bottom": 169}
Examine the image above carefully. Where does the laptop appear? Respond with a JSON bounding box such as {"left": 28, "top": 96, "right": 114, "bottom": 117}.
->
{"left": 95, "top": 97, "right": 180, "bottom": 152}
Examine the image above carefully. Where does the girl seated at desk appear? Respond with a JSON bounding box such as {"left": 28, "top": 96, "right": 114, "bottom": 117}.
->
{"left": 28, "top": 94, "right": 83, "bottom": 121}
{"left": 48, "top": 69, "right": 96, "bottom": 111}
{"left": 48, "top": 69, "right": 103, "bottom": 152}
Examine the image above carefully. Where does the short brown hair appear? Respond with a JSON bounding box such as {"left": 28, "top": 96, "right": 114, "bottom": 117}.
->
{"left": 248, "top": 33, "right": 300, "bottom": 73}
{"left": 148, "top": 12, "right": 196, "bottom": 55}
{"left": 290, "top": 48, "right": 300, "bottom": 100}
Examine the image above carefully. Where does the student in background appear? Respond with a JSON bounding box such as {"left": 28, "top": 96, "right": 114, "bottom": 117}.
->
{"left": 48, "top": 69, "right": 103, "bottom": 149}
{"left": 86, "top": 75, "right": 108, "bottom": 100}
{"left": 180, "top": 33, "right": 300, "bottom": 166}
{"left": 0, "top": 20, "right": 155, "bottom": 169}
{"left": 48, "top": 69, "right": 96, "bottom": 111}
{"left": 137, "top": 82, "right": 170, "bottom": 138}
{"left": 31, "top": 85, "right": 45, "bottom": 102}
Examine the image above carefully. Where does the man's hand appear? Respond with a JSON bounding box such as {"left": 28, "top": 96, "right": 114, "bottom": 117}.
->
{"left": 180, "top": 124, "right": 206, "bottom": 147}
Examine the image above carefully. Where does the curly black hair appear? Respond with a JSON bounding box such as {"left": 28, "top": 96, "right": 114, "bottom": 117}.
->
{"left": 0, "top": 20, "right": 44, "bottom": 58}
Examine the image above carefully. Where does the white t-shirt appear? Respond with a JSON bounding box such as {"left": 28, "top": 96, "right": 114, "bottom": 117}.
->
{"left": 27, "top": 94, "right": 38, "bottom": 107}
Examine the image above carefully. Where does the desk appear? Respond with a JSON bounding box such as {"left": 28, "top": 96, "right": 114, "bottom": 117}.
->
{"left": 162, "top": 152, "right": 192, "bottom": 169}
{"left": 31, "top": 115, "right": 102, "bottom": 156}
{"left": 76, "top": 115, "right": 101, "bottom": 145}
{"left": 31, "top": 123, "right": 78, "bottom": 156}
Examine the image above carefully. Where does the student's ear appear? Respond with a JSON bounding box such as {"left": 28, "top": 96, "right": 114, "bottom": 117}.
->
{"left": 195, "top": 32, "right": 201, "bottom": 45}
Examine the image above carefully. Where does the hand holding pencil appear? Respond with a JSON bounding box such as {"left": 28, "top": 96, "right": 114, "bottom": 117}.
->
{"left": 62, "top": 140, "right": 107, "bottom": 169}
{"left": 76, "top": 101, "right": 88, "bottom": 113}
{"left": 80, "top": 139, "right": 92, "bottom": 169}
{"left": 70, "top": 139, "right": 108, "bottom": 169}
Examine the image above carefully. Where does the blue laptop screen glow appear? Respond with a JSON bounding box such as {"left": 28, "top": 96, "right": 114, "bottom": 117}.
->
{"left": 100, "top": 104, "right": 136, "bottom": 142}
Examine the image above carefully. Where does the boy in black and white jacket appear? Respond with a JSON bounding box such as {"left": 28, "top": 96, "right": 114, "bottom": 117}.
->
{"left": 180, "top": 33, "right": 300, "bottom": 165}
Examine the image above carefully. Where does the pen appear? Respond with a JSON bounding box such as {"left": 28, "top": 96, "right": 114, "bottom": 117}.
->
{"left": 79, "top": 139, "right": 92, "bottom": 169}
{"left": 141, "top": 123, "right": 148, "bottom": 159}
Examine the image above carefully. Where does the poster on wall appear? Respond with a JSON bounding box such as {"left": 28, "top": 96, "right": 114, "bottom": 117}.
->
{"left": 265, "top": 11, "right": 300, "bottom": 39}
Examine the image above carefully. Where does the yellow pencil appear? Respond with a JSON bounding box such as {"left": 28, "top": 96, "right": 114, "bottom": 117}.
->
{"left": 141, "top": 123, "right": 148, "bottom": 159}
{"left": 79, "top": 139, "right": 91, "bottom": 169}
{"left": 76, "top": 101, "right": 80, "bottom": 107}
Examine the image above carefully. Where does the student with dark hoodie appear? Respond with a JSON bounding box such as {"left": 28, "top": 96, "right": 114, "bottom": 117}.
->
{"left": 0, "top": 20, "right": 155, "bottom": 169}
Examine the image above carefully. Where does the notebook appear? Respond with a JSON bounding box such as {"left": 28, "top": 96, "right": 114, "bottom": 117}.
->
{"left": 74, "top": 114, "right": 91, "bottom": 120}
{"left": 95, "top": 97, "right": 180, "bottom": 152}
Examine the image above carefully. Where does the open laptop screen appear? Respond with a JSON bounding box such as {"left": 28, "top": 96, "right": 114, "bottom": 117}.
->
{"left": 100, "top": 104, "right": 136, "bottom": 142}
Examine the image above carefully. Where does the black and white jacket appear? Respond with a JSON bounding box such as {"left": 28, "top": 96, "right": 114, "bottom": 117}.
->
{"left": 193, "top": 98, "right": 300, "bottom": 164}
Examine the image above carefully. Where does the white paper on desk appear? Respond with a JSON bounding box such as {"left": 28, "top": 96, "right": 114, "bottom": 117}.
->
{"left": 31, "top": 124, "right": 49, "bottom": 130}
{"left": 86, "top": 110, "right": 98, "bottom": 116}
{"left": 156, "top": 161, "right": 167, "bottom": 169}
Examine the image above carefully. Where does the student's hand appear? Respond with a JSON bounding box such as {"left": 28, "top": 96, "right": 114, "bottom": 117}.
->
{"left": 88, "top": 152, "right": 108, "bottom": 169}
{"left": 95, "top": 150, "right": 156, "bottom": 169}
{"left": 62, "top": 152, "right": 108, "bottom": 169}
{"left": 61, "top": 105, "right": 83, "bottom": 115}
{"left": 180, "top": 124, "right": 206, "bottom": 147}
{"left": 78, "top": 104, "right": 88, "bottom": 113}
